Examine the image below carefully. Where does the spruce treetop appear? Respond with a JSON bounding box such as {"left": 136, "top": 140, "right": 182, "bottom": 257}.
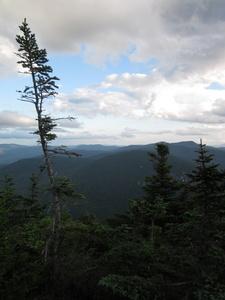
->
{"left": 15, "top": 18, "right": 59, "bottom": 107}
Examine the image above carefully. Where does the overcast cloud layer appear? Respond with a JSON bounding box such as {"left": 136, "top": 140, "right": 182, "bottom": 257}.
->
{"left": 1, "top": 0, "right": 225, "bottom": 145}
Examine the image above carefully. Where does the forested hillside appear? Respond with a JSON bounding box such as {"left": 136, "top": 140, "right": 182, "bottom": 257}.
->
{"left": 0, "top": 141, "right": 225, "bottom": 220}
{"left": 1, "top": 141, "right": 225, "bottom": 299}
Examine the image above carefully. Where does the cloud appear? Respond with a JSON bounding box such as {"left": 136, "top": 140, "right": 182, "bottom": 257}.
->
{"left": 0, "top": 110, "right": 36, "bottom": 127}
{"left": 121, "top": 127, "right": 172, "bottom": 139}
{"left": 52, "top": 71, "right": 165, "bottom": 119}
{"left": 175, "top": 127, "right": 210, "bottom": 136}
{"left": 51, "top": 69, "right": 225, "bottom": 126}
{"left": 54, "top": 118, "right": 83, "bottom": 129}
{"left": 53, "top": 130, "right": 120, "bottom": 146}
{"left": 2, "top": 0, "right": 225, "bottom": 146}
{"left": 1, "top": 0, "right": 225, "bottom": 78}
{"left": 174, "top": 124, "right": 225, "bottom": 146}
{"left": 0, "top": 36, "right": 19, "bottom": 77}
{"left": 212, "top": 98, "right": 225, "bottom": 117}
{"left": 0, "top": 128, "right": 36, "bottom": 140}
{"left": 54, "top": 88, "right": 146, "bottom": 118}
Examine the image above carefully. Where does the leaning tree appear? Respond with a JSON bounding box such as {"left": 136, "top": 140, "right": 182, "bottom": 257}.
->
{"left": 15, "top": 19, "right": 80, "bottom": 267}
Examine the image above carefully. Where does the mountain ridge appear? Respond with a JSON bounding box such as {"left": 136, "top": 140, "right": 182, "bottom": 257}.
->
{"left": 1, "top": 141, "right": 225, "bottom": 220}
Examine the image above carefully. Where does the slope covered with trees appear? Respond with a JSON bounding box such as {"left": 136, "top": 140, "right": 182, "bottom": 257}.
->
{"left": 2, "top": 141, "right": 225, "bottom": 220}
{"left": 1, "top": 141, "right": 225, "bottom": 299}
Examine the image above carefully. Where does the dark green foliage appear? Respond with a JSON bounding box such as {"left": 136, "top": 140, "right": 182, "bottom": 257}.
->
{"left": 128, "top": 143, "right": 182, "bottom": 241}
{"left": 177, "top": 141, "right": 225, "bottom": 298}
{"left": 33, "top": 116, "right": 57, "bottom": 142}
{"left": 99, "top": 274, "right": 158, "bottom": 300}
{"left": 97, "top": 142, "right": 225, "bottom": 300}
{"left": 16, "top": 19, "right": 59, "bottom": 106}
{"left": 3, "top": 141, "right": 225, "bottom": 299}
{"left": 143, "top": 143, "right": 180, "bottom": 201}
{"left": 15, "top": 21, "right": 84, "bottom": 289}
{"left": 0, "top": 175, "right": 49, "bottom": 299}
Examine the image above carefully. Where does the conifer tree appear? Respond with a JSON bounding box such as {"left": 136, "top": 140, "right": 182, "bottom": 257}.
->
{"left": 0, "top": 175, "right": 47, "bottom": 298}
{"left": 177, "top": 140, "right": 225, "bottom": 298}
{"left": 15, "top": 19, "right": 80, "bottom": 272}
{"left": 143, "top": 143, "right": 180, "bottom": 203}
{"left": 129, "top": 143, "right": 180, "bottom": 241}
{"left": 187, "top": 140, "right": 225, "bottom": 274}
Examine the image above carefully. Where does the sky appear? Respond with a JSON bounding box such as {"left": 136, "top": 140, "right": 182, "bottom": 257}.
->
{"left": 1, "top": 0, "right": 225, "bottom": 146}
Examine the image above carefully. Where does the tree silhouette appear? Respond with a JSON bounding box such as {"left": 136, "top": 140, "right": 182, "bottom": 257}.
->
{"left": 15, "top": 19, "right": 81, "bottom": 276}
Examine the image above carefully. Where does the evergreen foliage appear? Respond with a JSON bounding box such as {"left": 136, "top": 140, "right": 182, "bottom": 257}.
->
{"left": 0, "top": 175, "right": 49, "bottom": 299}
{"left": 15, "top": 19, "right": 82, "bottom": 283}
{"left": 177, "top": 140, "right": 225, "bottom": 298}
{"left": 15, "top": 19, "right": 63, "bottom": 259}
{"left": 143, "top": 143, "right": 179, "bottom": 202}
{"left": 2, "top": 140, "right": 225, "bottom": 299}
{"left": 128, "top": 143, "right": 181, "bottom": 241}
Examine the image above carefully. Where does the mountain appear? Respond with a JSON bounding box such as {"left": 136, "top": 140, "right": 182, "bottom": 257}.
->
{"left": 0, "top": 141, "right": 225, "bottom": 220}
{"left": 0, "top": 144, "right": 43, "bottom": 166}
{"left": 0, "top": 144, "right": 118, "bottom": 166}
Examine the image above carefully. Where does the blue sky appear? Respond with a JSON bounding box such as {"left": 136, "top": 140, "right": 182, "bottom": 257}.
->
{"left": 1, "top": 0, "right": 225, "bottom": 146}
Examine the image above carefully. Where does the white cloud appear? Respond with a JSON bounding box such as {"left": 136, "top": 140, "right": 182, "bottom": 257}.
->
{"left": 212, "top": 98, "right": 225, "bottom": 117}
{"left": 174, "top": 124, "right": 225, "bottom": 146}
{"left": 1, "top": 0, "right": 225, "bottom": 77}
{"left": 2, "top": 0, "right": 225, "bottom": 146}
{"left": 175, "top": 126, "right": 210, "bottom": 136}
{"left": 0, "top": 110, "right": 36, "bottom": 127}
{"left": 54, "top": 88, "right": 145, "bottom": 118}
{"left": 56, "top": 118, "right": 83, "bottom": 129}
{"left": 52, "top": 69, "right": 225, "bottom": 126}
{"left": 0, "top": 36, "right": 18, "bottom": 77}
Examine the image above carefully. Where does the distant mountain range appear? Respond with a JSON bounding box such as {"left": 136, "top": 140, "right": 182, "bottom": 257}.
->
{"left": 0, "top": 141, "right": 225, "bottom": 220}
